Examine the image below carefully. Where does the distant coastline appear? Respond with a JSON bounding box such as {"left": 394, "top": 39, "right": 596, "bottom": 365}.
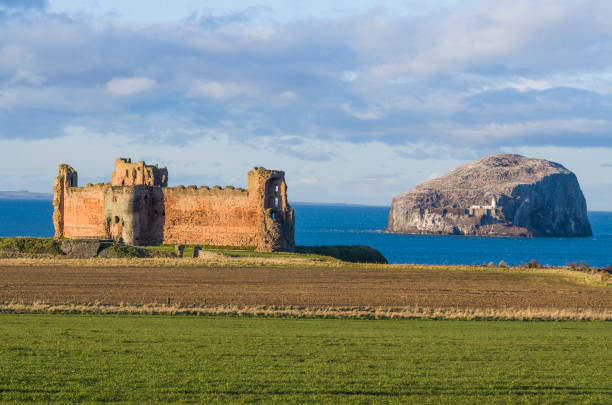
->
{"left": 0, "top": 191, "right": 53, "bottom": 200}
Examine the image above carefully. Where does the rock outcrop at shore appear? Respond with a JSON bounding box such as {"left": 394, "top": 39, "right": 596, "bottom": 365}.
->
{"left": 388, "top": 154, "right": 592, "bottom": 237}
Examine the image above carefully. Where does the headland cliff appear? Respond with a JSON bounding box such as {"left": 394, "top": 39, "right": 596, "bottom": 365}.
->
{"left": 387, "top": 154, "right": 592, "bottom": 237}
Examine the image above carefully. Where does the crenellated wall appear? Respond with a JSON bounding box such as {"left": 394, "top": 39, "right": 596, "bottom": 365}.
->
{"left": 52, "top": 159, "right": 295, "bottom": 251}
{"left": 162, "top": 186, "right": 258, "bottom": 246}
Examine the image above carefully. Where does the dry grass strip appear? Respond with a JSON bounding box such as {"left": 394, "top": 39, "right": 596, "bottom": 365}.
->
{"left": 1, "top": 302, "right": 610, "bottom": 321}
{"left": 0, "top": 256, "right": 348, "bottom": 268}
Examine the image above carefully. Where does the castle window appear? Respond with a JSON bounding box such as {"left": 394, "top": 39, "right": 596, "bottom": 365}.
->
{"left": 114, "top": 216, "right": 120, "bottom": 223}
{"left": 274, "top": 197, "right": 279, "bottom": 207}
{"left": 275, "top": 184, "right": 279, "bottom": 193}
{"left": 125, "top": 170, "right": 128, "bottom": 176}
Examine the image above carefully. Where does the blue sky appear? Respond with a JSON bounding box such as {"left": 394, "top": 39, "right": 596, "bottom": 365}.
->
{"left": 1, "top": 0, "right": 612, "bottom": 208}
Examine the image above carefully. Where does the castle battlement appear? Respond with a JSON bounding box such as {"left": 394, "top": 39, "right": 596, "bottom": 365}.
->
{"left": 52, "top": 159, "right": 295, "bottom": 252}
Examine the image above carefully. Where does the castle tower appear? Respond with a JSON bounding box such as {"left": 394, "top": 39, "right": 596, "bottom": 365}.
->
{"left": 247, "top": 167, "right": 295, "bottom": 252}
{"left": 111, "top": 158, "right": 168, "bottom": 187}
{"left": 52, "top": 164, "right": 78, "bottom": 238}
{"left": 103, "top": 158, "right": 167, "bottom": 245}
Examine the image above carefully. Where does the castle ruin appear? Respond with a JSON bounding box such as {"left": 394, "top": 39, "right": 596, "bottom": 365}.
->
{"left": 52, "top": 158, "right": 295, "bottom": 251}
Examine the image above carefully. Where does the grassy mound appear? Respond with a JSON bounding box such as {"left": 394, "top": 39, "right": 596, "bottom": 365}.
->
{"left": 97, "top": 243, "right": 150, "bottom": 258}
{"left": 295, "top": 245, "right": 388, "bottom": 264}
{"left": 97, "top": 243, "right": 178, "bottom": 258}
{"left": 0, "top": 237, "right": 63, "bottom": 256}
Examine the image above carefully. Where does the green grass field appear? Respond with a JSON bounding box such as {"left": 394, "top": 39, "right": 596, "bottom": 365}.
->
{"left": 0, "top": 315, "right": 610, "bottom": 404}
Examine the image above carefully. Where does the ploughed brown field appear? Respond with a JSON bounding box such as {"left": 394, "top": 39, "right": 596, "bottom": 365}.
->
{"left": 0, "top": 265, "right": 609, "bottom": 310}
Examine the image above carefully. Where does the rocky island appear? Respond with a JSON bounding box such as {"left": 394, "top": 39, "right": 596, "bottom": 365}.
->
{"left": 387, "top": 154, "right": 592, "bottom": 237}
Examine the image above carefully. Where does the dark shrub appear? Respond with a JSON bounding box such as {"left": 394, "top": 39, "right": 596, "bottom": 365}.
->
{"left": 0, "top": 237, "right": 63, "bottom": 255}
{"left": 527, "top": 259, "right": 542, "bottom": 269}
{"left": 149, "top": 250, "right": 177, "bottom": 258}
{"left": 97, "top": 243, "right": 150, "bottom": 258}
{"left": 295, "top": 245, "right": 388, "bottom": 264}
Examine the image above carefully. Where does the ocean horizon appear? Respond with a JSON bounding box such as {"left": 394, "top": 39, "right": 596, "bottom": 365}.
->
{"left": 2, "top": 199, "right": 612, "bottom": 267}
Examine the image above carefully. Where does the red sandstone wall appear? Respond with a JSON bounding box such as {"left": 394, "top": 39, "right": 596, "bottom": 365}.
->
{"left": 63, "top": 186, "right": 107, "bottom": 239}
{"left": 162, "top": 187, "right": 259, "bottom": 246}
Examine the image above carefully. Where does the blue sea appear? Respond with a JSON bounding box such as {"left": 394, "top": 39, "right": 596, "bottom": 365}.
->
{"left": 2, "top": 199, "right": 612, "bottom": 266}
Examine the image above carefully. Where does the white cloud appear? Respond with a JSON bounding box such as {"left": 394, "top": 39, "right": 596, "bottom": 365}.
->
{"left": 276, "top": 144, "right": 334, "bottom": 162}
{"left": 396, "top": 144, "right": 480, "bottom": 160}
{"left": 105, "top": 77, "right": 157, "bottom": 95}
{"left": 444, "top": 118, "right": 612, "bottom": 144}
{"left": 341, "top": 103, "right": 383, "bottom": 120}
{"left": 0, "top": 44, "right": 33, "bottom": 70}
{"left": 476, "top": 77, "right": 553, "bottom": 93}
{"left": 0, "top": 89, "right": 17, "bottom": 108}
{"left": 187, "top": 80, "right": 253, "bottom": 99}
{"left": 243, "top": 24, "right": 276, "bottom": 40}
{"left": 279, "top": 91, "right": 297, "bottom": 100}
{"left": 9, "top": 69, "right": 45, "bottom": 85}
{"left": 361, "top": 0, "right": 577, "bottom": 80}
{"left": 341, "top": 71, "right": 359, "bottom": 82}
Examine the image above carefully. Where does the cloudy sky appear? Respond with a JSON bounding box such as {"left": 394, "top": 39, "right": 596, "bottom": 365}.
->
{"left": 1, "top": 0, "right": 612, "bottom": 208}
